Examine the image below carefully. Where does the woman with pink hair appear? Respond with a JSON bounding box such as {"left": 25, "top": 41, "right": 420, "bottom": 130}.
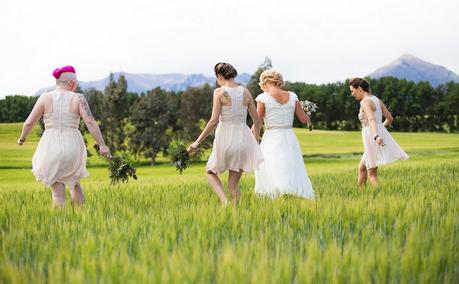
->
{"left": 18, "top": 65, "right": 110, "bottom": 207}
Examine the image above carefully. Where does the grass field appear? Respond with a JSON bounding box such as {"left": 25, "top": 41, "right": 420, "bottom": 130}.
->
{"left": 0, "top": 123, "right": 458, "bottom": 283}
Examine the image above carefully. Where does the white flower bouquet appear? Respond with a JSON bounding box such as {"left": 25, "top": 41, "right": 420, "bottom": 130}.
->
{"left": 300, "top": 100, "right": 318, "bottom": 131}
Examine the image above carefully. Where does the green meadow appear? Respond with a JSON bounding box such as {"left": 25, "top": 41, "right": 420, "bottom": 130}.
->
{"left": 0, "top": 123, "right": 458, "bottom": 283}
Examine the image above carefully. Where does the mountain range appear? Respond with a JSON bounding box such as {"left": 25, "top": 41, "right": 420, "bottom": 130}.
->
{"left": 368, "top": 54, "right": 459, "bottom": 86}
{"left": 35, "top": 73, "right": 252, "bottom": 96}
{"left": 34, "top": 54, "right": 459, "bottom": 95}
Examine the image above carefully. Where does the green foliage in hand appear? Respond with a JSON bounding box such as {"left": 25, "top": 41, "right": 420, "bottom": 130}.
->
{"left": 94, "top": 144, "right": 137, "bottom": 185}
{"left": 167, "top": 139, "right": 191, "bottom": 174}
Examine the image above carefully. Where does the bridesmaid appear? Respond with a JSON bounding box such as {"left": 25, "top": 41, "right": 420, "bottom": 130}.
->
{"left": 349, "top": 77, "right": 408, "bottom": 186}
{"left": 18, "top": 66, "right": 110, "bottom": 207}
{"left": 188, "top": 63, "right": 263, "bottom": 205}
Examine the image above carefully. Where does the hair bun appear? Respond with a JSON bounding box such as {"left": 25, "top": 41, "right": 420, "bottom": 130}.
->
{"left": 259, "top": 70, "right": 284, "bottom": 88}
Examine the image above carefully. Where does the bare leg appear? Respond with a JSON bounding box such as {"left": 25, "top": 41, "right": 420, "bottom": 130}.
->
{"left": 51, "top": 182, "right": 66, "bottom": 208}
{"left": 368, "top": 167, "right": 379, "bottom": 187}
{"left": 70, "top": 182, "right": 85, "bottom": 207}
{"left": 357, "top": 163, "right": 367, "bottom": 186}
{"left": 228, "top": 170, "right": 243, "bottom": 205}
{"left": 206, "top": 172, "right": 229, "bottom": 204}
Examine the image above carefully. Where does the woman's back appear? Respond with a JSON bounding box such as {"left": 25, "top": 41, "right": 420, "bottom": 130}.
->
{"left": 257, "top": 92, "right": 296, "bottom": 129}
{"left": 43, "top": 90, "right": 81, "bottom": 131}
{"left": 358, "top": 95, "right": 383, "bottom": 127}
{"left": 219, "top": 86, "right": 248, "bottom": 124}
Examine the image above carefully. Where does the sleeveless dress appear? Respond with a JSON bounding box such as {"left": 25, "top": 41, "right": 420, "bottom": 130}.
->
{"left": 359, "top": 95, "right": 409, "bottom": 169}
{"left": 205, "top": 86, "right": 264, "bottom": 174}
{"left": 32, "top": 90, "right": 89, "bottom": 188}
{"left": 254, "top": 92, "right": 315, "bottom": 199}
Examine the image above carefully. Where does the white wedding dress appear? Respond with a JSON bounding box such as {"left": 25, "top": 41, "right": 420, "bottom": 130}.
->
{"left": 254, "top": 92, "right": 315, "bottom": 199}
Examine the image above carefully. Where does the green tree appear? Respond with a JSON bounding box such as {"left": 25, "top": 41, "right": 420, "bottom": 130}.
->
{"left": 101, "top": 74, "right": 129, "bottom": 153}
{"left": 129, "top": 87, "right": 179, "bottom": 164}
{"left": 176, "top": 84, "right": 213, "bottom": 147}
{"left": 247, "top": 57, "right": 272, "bottom": 98}
{"left": 83, "top": 88, "right": 105, "bottom": 121}
{"left": 0, "top": 95, "right": 37, "bottom": 122}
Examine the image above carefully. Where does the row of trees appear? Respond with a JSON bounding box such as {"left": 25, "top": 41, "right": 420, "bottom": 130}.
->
{"left": 82, "top": 75, "right": 212, "bottom": 164}
{"left": 285, "top": 77, "right": 459, "bottom": 132}
{"left": 0, "top": 95, "right": 38, "bottom": 123}
{"left": 1, "top": 60, "right": 458, "bottom": 163}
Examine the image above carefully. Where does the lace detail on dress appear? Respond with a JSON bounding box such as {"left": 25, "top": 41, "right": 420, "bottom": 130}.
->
{"left": 256, "top": 92, "right": 297, "bottom": 129}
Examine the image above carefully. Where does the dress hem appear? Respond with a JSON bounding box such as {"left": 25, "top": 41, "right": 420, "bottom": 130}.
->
{"left": 255, "top": 191, "right": 315, "bottom": 200}
{"left": 32, "top": 169, "right": 89, "bottom": 188}
{"left": 362, "top": 156, "right": 409, "bottom": 170}
{"left": 205, "top": 163, "right": 262, "bottom": 175}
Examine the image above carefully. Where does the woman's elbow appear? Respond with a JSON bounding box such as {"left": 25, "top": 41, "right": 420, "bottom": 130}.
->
{"left": 208, "top": 119, "right": 219, "bottom": 128}
{"left": 23, "top": 119, "right": 35, "bottom": 129}
{"left": 84, "top": 119, "right": 98, "bottom": 129}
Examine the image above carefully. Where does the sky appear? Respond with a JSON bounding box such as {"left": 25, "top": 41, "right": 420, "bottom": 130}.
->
{"left": 0, "top": 0, "right": 458, "bottom": 97}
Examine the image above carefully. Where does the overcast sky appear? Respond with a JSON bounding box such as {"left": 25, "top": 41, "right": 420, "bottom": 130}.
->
{"left": 0, "top": 0, "right": 458, "bottom": 96}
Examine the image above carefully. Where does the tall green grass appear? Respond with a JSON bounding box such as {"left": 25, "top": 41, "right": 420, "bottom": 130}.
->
{"left": 0, "top": 123, "right": 458, "bottom": 283}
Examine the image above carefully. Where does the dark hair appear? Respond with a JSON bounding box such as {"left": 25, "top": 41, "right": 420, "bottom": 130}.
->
{"left": 214, "top": 62, "right": 238, "bottom": 80}
{"left": 349, "top": 77, "right": 371, "bottom": 93}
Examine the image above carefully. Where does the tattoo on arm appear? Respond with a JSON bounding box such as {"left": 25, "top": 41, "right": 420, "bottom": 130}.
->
{"left": 78, "top": 94, "right": 95, "bottom": 120}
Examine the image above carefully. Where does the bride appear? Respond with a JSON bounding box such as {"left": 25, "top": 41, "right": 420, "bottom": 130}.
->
{"left": 253, "top": 70, "right": 315, "bottom": 199}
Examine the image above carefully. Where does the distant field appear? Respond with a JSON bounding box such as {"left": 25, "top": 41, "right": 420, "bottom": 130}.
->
{"left": 0, "top": 123, "right": 458, "bottom": 283}
{"left": 2, "top": 122, "right": 458, "bottom": 169}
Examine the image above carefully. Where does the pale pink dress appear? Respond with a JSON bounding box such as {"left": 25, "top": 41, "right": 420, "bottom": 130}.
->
{"left": 359, "top": 95, "right": 409, "bottom": 169}
{"left": 205, "top": 86, "right": 264, "bottom": 174}
{"left": 32, "top": 90, "right": 89, "bottom": 188}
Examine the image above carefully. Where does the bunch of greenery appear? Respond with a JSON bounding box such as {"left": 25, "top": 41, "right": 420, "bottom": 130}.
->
{"left": 94, "top": 144, "right": 138, "bottom": 185}
{"left": 167, "top": 139, "right": 191, "bottom": 174}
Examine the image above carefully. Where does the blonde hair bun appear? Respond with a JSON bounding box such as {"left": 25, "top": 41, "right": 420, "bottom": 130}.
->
{"left": 259, "top": 70, "right": 285, "bottom": 88}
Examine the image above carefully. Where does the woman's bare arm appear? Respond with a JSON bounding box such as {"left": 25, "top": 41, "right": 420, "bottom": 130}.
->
{"left": 78, "top": 94, "right": 110, "bottom": 157}
{"left": 361, "top": 99, "right": 384, "bottom": 146}
{"left": 251, "top": 99, "right": 265, "bottom": 137}
{"left": 245, "top": 89, "right": 261, "bottom": 141}
{"left": 18, "top": 95, "right": 45, "bottom": 145}
{"left": 380, "top": 100, "right": 393, "bottom": 128}
{"left": 188, "top": 89, "right": 223, "bottom": 151}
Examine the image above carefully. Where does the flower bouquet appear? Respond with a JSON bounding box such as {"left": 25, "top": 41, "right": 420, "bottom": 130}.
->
{"left": 93, "top": 144, "right": 137, "bottom": 185}
{"left": 167, "top": 139, "right": 191, "bottom": 174}
{"left": 300, "top": 100, "right": 318, "bottom": 131}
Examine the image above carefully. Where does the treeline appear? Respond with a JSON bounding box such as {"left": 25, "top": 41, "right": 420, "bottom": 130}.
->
{"left": 2, "top": 68, "right": 459, "bottom": 163}
{"left": 0, "top": 95, "right": 38, "bottom": 123}
{"left": 286, "top": 77, "right": 459, "bottom": 132}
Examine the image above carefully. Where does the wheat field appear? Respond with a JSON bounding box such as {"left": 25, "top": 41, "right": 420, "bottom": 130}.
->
{"left": 0, "top": 123, "right": 458, "bottom": 283}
